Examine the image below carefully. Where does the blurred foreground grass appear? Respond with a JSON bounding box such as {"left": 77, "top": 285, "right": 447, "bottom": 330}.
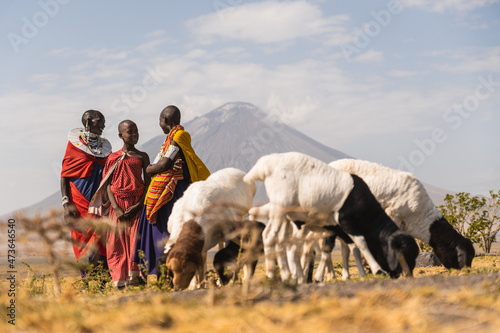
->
{"left": 1, "top": 255, "right": 500, "bottom": 333}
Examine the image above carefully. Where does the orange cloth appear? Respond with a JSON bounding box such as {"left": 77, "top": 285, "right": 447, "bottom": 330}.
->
{"left": 144, "top": 125, "right": 210, "bottom": 223}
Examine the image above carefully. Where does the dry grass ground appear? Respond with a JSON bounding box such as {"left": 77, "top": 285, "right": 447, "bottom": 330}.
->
{"left": 1, "top": 250, "right": 500, "bottom": 333}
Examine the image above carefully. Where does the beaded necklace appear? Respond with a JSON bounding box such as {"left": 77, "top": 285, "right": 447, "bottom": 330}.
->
{"left": 80, "top": 131, "right": 104, "bottom": 155}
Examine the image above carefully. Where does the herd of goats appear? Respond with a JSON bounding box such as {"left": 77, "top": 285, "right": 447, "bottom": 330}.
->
{"left": 157, "top": 152, "right": 475, "bottom": 291}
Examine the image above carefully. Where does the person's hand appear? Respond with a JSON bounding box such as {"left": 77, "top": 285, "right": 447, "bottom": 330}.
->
{"left": 115, "top": 207, "right": 128, "bottom": 222}
{"left": 124, "top": 204, "right": 141, "bottom": 220}
{"left": 172, "top": 159, "right": 183, "bottom": 172}
{"left": 63, "top": 202, "right": 79, "bottom": 221}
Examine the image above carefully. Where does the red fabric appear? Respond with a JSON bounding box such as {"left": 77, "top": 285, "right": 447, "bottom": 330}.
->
{"left": 104, "top": 151, "right": 144, "bottom": 284}
{"left": 61, "top": 142, "right": 106, "bottom": 178}
{"left": 107, "top": 196, "right": 141, "bottom": 283}
{"left": 61, "top": 141, "right": 108, "bottom": 260}
{"left": 104, "top": 150, "right": 144, "bottom": 200}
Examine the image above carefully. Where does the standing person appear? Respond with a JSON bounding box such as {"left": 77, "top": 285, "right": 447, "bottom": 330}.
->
{"left": 60, "top": 110, "right": 111, "bottom": 274}
{"left": 135, "top": 105, "right": 210, "bottom": 275}
{"left": 104, "top": 120, "right": 150, "bottom": 288}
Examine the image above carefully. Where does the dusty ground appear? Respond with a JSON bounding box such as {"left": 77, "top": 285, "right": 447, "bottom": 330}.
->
{"left": 167, "top": 270, "right": 500, "bottom": 304}
{"left": 2, "top": 242, "right": 499, "bottom": 332}
{"left": 2, "top": 256, "right": 500, "bottom": 332}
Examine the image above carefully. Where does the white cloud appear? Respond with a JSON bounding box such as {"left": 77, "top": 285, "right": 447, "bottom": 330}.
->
{"left": 66, "top": 66, "right": 136, "bottom": 90}
{"left": 210, "top": 47, "right": 252, "bottom": 60}
{"left": 135, "top": 38, "right": 170, "bottom": 53}
{"left": 401, "top": 0, "right": 499, "bottom": 13}
{"left": 352, "top": 50, "right": 384, "bottom": 63}
{"left": 322, "top": 27, "right": 356, "bottom": 47}
{"left": 136, "top": 31, "right": 172, "bottom": 53}
{"left": 388, "top": 70, "right": 419, "bottom": 78}
{"left": 186, "top": 0, "right": 349, "bottom": 44}
{"left": 83, "top": 48, "right": 128, "bottom": 60}
{"left": 43, "top": 49, "right": 142, "bottom": 93}
{"left": 185, "top": 49, "right": 208, "bottom": 59}
{"left": 48, "top": 47, "right": 75, "bottom": 57}
{"left": 49, "top": 46, "right": 129, "bottom": 61}
{"left": 433, "top": 46, "right": 500, "bottom": 72}
{"left": 28, "top": 73, "right": 59, "bottom": 89}
{"left": 29, "top": 73, "right": 59, "bottom": 82}
{"left": 422, "top": 50, "right": 449, "bottom": 57}
{"left": 145, "top": 29, "right": 167, "bottom": 39}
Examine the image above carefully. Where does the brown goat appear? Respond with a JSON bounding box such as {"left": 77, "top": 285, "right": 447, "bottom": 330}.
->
{"left": 166, "top": 220, "right": 205, "bottom": 291}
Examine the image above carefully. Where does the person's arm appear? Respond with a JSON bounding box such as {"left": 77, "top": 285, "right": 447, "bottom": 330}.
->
{"left": 142, "top": 152, "right": 152, "bottom": 189}
{"left": 146, "top": 141, "right": 180, "bottom": 176}
{"left": 108, "top": 184, "right": 126, "bottom": 221}
{"left": 60, "top": 177, "right": 79, "bottom": 220}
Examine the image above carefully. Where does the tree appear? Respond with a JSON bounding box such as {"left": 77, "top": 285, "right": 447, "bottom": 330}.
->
{"left": 475, "top": 190, "right": 500, "bottom": 253}
{"left": 438, "top": 191, "right": 500, "bottom": 253}
{"left": 439, "top": 192, "right": 485, "bottom": 238}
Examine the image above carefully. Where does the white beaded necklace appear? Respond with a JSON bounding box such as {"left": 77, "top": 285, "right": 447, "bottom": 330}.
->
{"left": 80, "top": 131, "right": 104, "bottom": 155}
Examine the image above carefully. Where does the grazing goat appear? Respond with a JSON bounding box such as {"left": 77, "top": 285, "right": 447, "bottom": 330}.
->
{"left": 166, "top": 221, "right": 204, "bottom": 290}
{"left": 306, "top": 225, "right": 367, "bottom": 282}
{"left": 244, "top": 152, "right": 419, "bottom": 283}
{"left": 248, "top": 203, "right": 313, "bottom": 283}
{"left": 329, "top": 159, "right": 475, "bottom": 269}
{"left": 164, "top": 168, "right": 256, "bottom": 291}
{"left": 213, "top": 220, "right": 266, "bottom": 285}
{"left": 250, "top": 203, "right": 366, "bottom": 282}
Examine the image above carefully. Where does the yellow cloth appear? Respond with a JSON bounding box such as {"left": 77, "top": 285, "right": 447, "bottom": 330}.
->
{"left": 173, "top": 130, "right": 210, "bottom": 182}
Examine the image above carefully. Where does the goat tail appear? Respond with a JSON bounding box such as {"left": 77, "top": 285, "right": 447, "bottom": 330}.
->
{"left": 396, "top": 251, "right": 413, "bottom": 278}
{"left": 244, "top": 161, "right": 267, "bottom": 185}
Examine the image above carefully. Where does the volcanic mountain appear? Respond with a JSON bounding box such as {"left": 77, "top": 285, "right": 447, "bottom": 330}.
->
{"left": 141, "top": 102, "right": 350, "bottom": 174}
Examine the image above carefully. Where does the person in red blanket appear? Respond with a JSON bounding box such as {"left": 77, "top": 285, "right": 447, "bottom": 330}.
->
{"left": 104, "top": 120, "right": 150, "bottom": 288}
{"left": 60, "top": 110, "right": 112, "bottom": 275}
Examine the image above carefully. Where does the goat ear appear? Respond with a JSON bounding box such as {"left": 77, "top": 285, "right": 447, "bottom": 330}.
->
{"left": 387, "top": 245, "right": 399, "bottom": 272}
{"left": 397, "top": 251, "right": 412, "bottom": 278}
{"left": 166, "top": 257, "right": 178, "bottom": 272}
{"left": 456, "top": 245, "right": 467, "bottom": 269}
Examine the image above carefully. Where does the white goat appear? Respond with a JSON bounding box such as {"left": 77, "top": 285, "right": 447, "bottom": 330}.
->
{"left": 164, "top": 168, "right": 256, "bottom": 290}
{"left": 250, "top": 204, "right": 365, "bottom": 282}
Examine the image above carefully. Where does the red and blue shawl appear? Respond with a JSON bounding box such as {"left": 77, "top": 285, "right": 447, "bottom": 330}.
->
{"left": 61, "top": 141, "right": 108, "bottom": 260}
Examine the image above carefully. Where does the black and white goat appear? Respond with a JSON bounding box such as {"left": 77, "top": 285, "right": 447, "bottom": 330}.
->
{"left": 329, "top": 159, "right": 475, "bottom": 269}
{"left": 243, "top": 152, "right": 419, "bottom": 283}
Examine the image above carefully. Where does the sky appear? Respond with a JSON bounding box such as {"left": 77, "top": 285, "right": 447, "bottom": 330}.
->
{"left": 1, "top": 0, "right": 499, "bottom": 215}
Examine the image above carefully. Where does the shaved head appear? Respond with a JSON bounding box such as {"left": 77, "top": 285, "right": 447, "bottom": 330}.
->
{"left": 161, "top": 105, "right": 181, "bottom": 125}
{"left": 118, "top": 119, "right": 136, "bottom": 133}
